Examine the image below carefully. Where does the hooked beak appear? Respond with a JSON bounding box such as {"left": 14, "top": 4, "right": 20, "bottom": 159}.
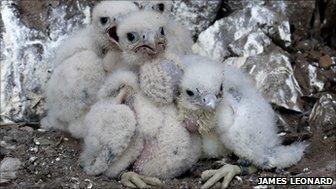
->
{"left": 134, "top": 43, "right": 157, "bottom": 55}
{"left": 202, "top": 94, "right": 219, "bottom": 111}
{"left": 134, "top": 33, "right": 165, "bottom": 55}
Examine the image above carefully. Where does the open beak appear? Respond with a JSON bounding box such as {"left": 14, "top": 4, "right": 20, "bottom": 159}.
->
{"left": 106, "top": 26, "right": 119, "bottom": 45}
{"left": 202, "top": 94, "right": 219, "bottom": 111}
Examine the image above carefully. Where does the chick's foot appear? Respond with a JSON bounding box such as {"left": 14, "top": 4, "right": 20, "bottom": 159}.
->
{"left": 120, "top": 171, "right": 162, "bottom": 188}
{"left": 201, "top": 164, "right": 241, "bottom": 189}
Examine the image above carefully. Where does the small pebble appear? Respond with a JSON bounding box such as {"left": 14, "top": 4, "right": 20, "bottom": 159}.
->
{"left": 85, "top": 179, "right": 93, "bottom": 189}
{"left": 37, "top": 129, "right": 46, "bottom": 132}
{"left": 319, "top": 55, "right": 332, "bottom": 68}
{"left": 235, "top": 176, "right": 243, "bottom": 182}
{"left": 277, "top": 132, "right": 286, "bottom": 136}
{"left": 30, "top": 147, "right": 38, "bottom": 153}
{"left": 29, "top": 156, "right": 37, "bottom": 162}
{"left": 33, "top": 138, "right": 41, "bottom": 145}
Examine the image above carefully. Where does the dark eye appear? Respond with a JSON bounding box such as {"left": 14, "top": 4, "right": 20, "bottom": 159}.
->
{"left": 220, "top": 83, "right": 223, "bottom": 91}
{"left": 160, "top": 27, "right": 165, "bottom": 36}
{"left": 100, "top": 17, "right": 109, "bottom": 25}
{"left": 157, "top": 3, "right": 165, "bottom": 12}
{"left": 127, "top": 33, "right": 134, "bottom": 41}
{"left": 127, "top": 33, "right": 135, "bottom": 41}
{"left": 186, "top": 90, "right": 194, "bottom": 96}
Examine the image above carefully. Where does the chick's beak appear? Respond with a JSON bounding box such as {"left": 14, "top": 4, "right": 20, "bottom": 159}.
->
{"left": 202, "top": 94, "right": 219, "bottom": 111}
{"left": 135, "top": 32, "right": 165, "bottom": 55}
{"left": 106, "top": 26, "right": 119, "bottom": 45}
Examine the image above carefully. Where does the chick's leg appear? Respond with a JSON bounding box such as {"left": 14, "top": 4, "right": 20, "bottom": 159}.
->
{"left": 120, "top": 171, "right": 162, "bottom": 188}
{"left": 120, "top": 141, "right": 162, "bottom": 188}
{"left": 201, "top": 163, "right": 257, "bottom": 189}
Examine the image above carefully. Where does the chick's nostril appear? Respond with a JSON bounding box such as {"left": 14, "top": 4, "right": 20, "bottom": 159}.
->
{"left": 203, "top": 98, "right": 206, "bottom": 102}
{"left": 142, "top": 35, "right": 146, "bottom": 40}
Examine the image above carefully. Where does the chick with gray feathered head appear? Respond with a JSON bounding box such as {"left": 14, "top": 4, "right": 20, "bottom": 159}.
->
{"left": 117, "top": 11, "right": 168, "bottom": 66}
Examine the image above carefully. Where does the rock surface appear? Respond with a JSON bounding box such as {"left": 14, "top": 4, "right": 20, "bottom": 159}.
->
{"left": 193, "top": 3, "right": 303, "bottom": 112}
{"left": 268, "top": 0, "right": 315, "bottom": 38}
{"left": 309, "top": 93, "right": 336, "bottom": 136}
{"left": 171, "top": 0, "right": 222, "bottom": 39}
{"left": 294, "top": 59, "right": 326, "bottom": 96}
{"left": 0, "top": 157, "right": 22, "bottom": 183}
{"left": 224, "top": 49, "right": 304, "bottom": 112}
{"left": 0, "top": 0, "right": 92, "bottom": 123}
{"left": 193, "top": 4, "right": 291, "bottom": 61}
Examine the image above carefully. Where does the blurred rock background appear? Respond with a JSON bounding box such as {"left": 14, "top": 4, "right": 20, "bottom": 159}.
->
{"left": 0, "top": 0, "right": 335, "bottom": 188}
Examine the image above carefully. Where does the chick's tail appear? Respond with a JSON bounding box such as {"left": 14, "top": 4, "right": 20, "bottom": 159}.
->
{"left": 267, "top": 142, "right": 309, "bottom": 169}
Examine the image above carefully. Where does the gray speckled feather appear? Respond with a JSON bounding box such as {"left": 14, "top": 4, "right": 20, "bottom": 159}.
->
{"left": 160, "top": 59, "right": 183, "bottom": 94}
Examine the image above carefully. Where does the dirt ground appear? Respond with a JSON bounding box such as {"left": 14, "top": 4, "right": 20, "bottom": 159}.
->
{"left": 1, "top": 123, "right": 335, "bottom": 189}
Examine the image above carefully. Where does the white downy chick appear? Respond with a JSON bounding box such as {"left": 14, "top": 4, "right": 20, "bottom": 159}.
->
{"left": 54, "top": 1, "right": 139, "bottom": 67}
{"left": 179, "top": 55, "right": 308, "bottom": 169}
{"left": 117, "top": 10, "right": 168, "bottom": 66}
{"left": 42, "top": 50, "right": 105, "bottom": 138}
{"left": 80, "top": 69, "right": 144, "bottom": 177}
{"left": 117, "top": 10, "right": 182, "bottom": 104}
{"left": 41, "top": 2, "right": 138, "bottom": 138}
{"left": 134, "top": 0, "right": 194, "bottom": 55}
{"left": 116, "top": 10, "right": 201, "bottom": 181}
{"left": 178, "top": 55, "right": 308, "bottom": 189}
{"left": 79, "top": 10, "right": 170, "bottom": 179}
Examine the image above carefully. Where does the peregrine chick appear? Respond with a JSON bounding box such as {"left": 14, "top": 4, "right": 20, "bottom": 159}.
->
{"left": 118, "top": 10, "right": 201, "bottom": 181}
{"left": 134, "top": 0, "right": 194, "bottom": 55}
{"left": 80, "top": 69, "right": 144, "bottom": 178}
{"left": 54, "top": 1, "right": 139, "bottom": 67}
{"left": 42, "top": 50, "right": 105, "bottom": 138}
{"left": 117, "top": 10, "right": 183, "bottom": 104}
{"left": 41, "top": 1, "right": 138, "bottom": 138}
{"left": 178, "top": 55, "right": 308, "bottom": 189}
